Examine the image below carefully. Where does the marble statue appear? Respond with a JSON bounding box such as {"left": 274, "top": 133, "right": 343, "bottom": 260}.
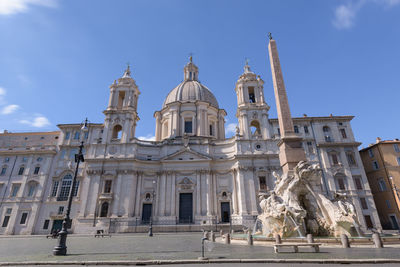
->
{"left": 257, "top": 161, "right": 362, "bottom": 237}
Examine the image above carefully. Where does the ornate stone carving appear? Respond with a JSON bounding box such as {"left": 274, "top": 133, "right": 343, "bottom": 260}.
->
{"left": 256, "top": 161, "right": 362, "bottom": 238}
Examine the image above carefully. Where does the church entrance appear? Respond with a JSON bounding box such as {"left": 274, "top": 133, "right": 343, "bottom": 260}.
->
{"left": 142, "top": 204, "right": 152, "bottom": 224}
{"left": 221, "top": 202, "right": 230, "bottom": 223}
{"left": 179, "top": 193, "right": 193, "bottom": 223}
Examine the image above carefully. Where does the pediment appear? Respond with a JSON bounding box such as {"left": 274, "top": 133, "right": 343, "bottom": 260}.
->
{"left": 161, "top": 148, "right": 212, "bottom": 161}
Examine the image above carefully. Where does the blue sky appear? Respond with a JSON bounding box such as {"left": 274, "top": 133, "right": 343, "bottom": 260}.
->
{"left": 0, "top": 0, "right": 399, "bottom": 147}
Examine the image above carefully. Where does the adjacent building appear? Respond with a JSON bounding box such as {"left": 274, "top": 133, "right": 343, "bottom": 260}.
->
{"left": 360, "top": 138, "right": 400, "bottom": 230}
{"left": 0, "top": 44, "right": 382, "bottom": 235}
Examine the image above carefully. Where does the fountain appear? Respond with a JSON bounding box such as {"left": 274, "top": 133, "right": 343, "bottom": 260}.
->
{"left": 257, "top": 161, "right": 363, "bottom": 238}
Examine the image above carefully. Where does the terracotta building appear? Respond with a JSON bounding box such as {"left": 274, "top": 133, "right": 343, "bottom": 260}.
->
{"left": 360, "top": 138, "right": 400, "bottom": 230}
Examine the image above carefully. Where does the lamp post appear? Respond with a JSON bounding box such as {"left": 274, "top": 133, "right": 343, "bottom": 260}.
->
{"left": 53, "top": 118, "right": 89, "bottom": 256}
{"left": 148, "top": 181, "right": 156, "bottom": 237}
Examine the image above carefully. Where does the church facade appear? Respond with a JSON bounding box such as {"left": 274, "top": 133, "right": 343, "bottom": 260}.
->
{"left": 0, "top": 49, "right": 381, "bottom": 235}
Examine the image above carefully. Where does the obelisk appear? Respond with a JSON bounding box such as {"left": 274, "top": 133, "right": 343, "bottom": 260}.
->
{"left": 268, "top": 34, "right": 306, "bottom": 173}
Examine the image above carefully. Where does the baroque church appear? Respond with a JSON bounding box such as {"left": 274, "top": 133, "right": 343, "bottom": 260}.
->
{"left": 0, "top": 40, "right": 381, "bottom": 235}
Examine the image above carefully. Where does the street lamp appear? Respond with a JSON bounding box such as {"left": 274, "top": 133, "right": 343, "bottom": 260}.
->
{"left": 53, "top": 118, "right": 89, "bottom": 256}
{"left": 148, "top": 181, "right": 156, "bottom": 237}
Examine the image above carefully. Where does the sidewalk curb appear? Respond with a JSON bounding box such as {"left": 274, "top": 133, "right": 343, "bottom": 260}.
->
{"left": 1, "top": 258, "right": 400, "bottom": 266}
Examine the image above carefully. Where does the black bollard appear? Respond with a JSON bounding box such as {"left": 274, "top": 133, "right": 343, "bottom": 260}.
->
{"left": 247, "top": 231, "right": 253, "bottom": 245}
{"left": 340, "top": 234, "right": 350, "bottom": 248}
{"left": 274, "top": 233, "right": 282, "bottom": 244}
{"left": 372, "top": 233, "right": 383, "bottom": 248}
{"left": 225, "top": 233, "right": 231, "bottom": 244}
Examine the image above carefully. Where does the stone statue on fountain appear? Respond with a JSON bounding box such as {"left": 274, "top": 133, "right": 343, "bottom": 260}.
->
{"left": 257, "top": 161, "right": 362, "bottom": 237}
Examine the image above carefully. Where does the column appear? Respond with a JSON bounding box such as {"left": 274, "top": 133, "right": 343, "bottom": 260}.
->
{"left": 134, "top": 172, "right": 142, "bottom": 217}
{"left": 79, "top": 175, "right": 91, "bottom": 217}
{"left": 112, "top": 173, "right": 122, "bottom": 216}
{"left": 236, "top": 169, "right": 248, "bottom": 215}
{"left": 88, "top": 174, "right": 101, "bottom": 216}
{"left": 155, "top": 113, "right": 161, "bottom": 141}
{"left": 212, "top": 172, "right": 218, "bottom": 216}
{"left": 196, "top": 171, "right": 201, "bottom": 216}
{"left": 170, "top": 172, "right": 176, "bottom": 216}
{"left": 128, "top": 171, "right": 138, "bottom": 217}
{"left": 232, "top": 170, "right": 238, "bottom": 215}
{"left": 206, "top": 171, "right": 212, "bottom": 216}
{"left": 242, "top": 114, "right": 249, "bottom": 138}
{"left": 159, "top": 172, "right": 166, "bottom": 216}
{"left": 248, "top": 171, "right": 258, "bottom": 215}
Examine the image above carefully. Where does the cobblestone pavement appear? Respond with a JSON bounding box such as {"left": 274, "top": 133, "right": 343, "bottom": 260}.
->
{"left": 1, "top": 233, "right": 400, "bottom": 263}
{"left": 27, "top": 265, "right": 400, "bottom": 267}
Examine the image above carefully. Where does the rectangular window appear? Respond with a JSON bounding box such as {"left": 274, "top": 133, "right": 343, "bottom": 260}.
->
{"left": 378, "top": 179, "right": 387, "bottom": 191}
{"left": 360, "top": 197, "right": 368, "bottom": 210}
{"left": 22, "top": 157, "right": 28, "bottom": 162}
{"left": 27, "top": 184, "right": 36, "bottom": 197}
{"left": 372, "top": 161, "right": 379, "bottom": 170}
{"left": 277, "top": 128, "right": 280, "bottom": 135}
{"left": 11, "top": 184, "right": 20, "bottom": 197}
{"left": 4, "top": 157, "right": 10, "bottom": 163}
{"left": 184, "top": 120, "right": 192, "bottom": 134}
{"left": 307, "top": 142, "right": 314, "bottom": 154}
{"left": 397, "top": 157, "right": 400, "bottom": 166}
{"left": 51, "top": 181, "right": 59, "bottom": 197}
{"left": 304, "top": 125, "right": 309, "bottom": 134}
{"left": 18, "top": 167, "right": 24, "bottom": 175}
{"left": 0, "top": 167, "right": 6, "bottom": 176}
{"left": 209, "top": 125, "right": 213, "bottom": 136}
{"left": 43, "top": 219, "right": 50, "bottom": 230}
{"left": 259, "top": 176, "right": 267, "bottom": 190}
{"left": 2, "top": 216, "right": 10, "bottom": 227}
{"left": 337, "top": 177, "right": 346, "bottom": 190}
{"left": 331, "top": 154, "right": 339, "bottom": 165}
{"left": 386, "top": 199, "right": 391, "bottom": 209}
{"left": 104, "top": 180, "right": 112, "bottom": 193}
{"left": 20, "top": 212, "right": 28, "bottom": 224}
{"left": 58, "top": 206, "right": 64, "bottom": 215}
{"left": 6, "top": 208, "right": 12, "bottom": 214}
{"left": 368, "top": 149, "right": 374, "bottom": 158}
{"left": 74, "top": 132, "right": 80, "bottom": 140}
{"left": 65, "top": 131, "right": 70, "bottom": 140}
{"left": 394, "top": 144, "right": 400, "bottom": 153}
{"left": 346, "top": 152, "right": 356, "bottom": 166}
{"left": 294, "top": 125, "right": 299, "bottom": 133}
{"left": 84, "top": 131, "right": 89, "bottom": 139}
{"left": 354, "top": 176, "right": 363, "bottom": 190}
{"left": 364, "top": 215, "right": 374, "bottom": 229}
{"left": 33, "top": 166, "right": 40, "bottom": 175}
{"left": 340, "top": 128, "right": 347, "bottom": 139}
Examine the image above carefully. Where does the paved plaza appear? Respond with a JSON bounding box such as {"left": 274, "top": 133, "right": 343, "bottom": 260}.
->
{"left": 1, "top": 233, "right": 400, "bottom": 265}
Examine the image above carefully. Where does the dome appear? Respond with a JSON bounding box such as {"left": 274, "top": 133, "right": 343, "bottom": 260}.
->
{"left": 163, "top": 80, "right": 219, "bottom": 109}
{"left": 162, "top": 57, "right": 219, "bottom": 109}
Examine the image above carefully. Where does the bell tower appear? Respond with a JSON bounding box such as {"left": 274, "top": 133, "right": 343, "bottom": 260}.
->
{"left": 235, "top": 61, "right": 272, "bottom": 139}
{"left": 102, "top": 65, "right": 140, "bottom": 143}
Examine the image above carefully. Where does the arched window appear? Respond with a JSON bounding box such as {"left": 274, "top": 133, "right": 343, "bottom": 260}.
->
{"left": 112, "top": 125, "right": 122, "bottom": 139}
{"left": 100, "top": 202, "right": 109, "bottom": 217}
{"left": 18, "top": 166, "right": 25, "bottom": 175}
{"left": 58, "top": 174, "right": 72, "bottom": 201}
{"left": 250, "top": 120, "right": 261, "bottom": 136}
{"left": 33, "top": 166, "right": 40, "bottom": 175}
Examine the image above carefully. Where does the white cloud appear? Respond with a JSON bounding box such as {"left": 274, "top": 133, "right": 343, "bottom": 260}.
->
{"left": 1, "top": 104, "right": 19, "bottom": 114}
{"left": 20, "top": 115, "right": 50, "bottom": 127}
{"left": 0, "top": 87, "right": 5, "bottom": 105}
{"left": 333, "top": 0, "right": 400, "bottom": 29}
{"left": 333, "top": 4, "right": 358, "bottom": 29}
{"left": 138, "top": 134, "right": 155, "bottom": 141}
{"left": 0, "top": 0, "right": 57, "bottom": 15}
{"left": 225, "top": 123, "right": 237, "bottom": 136}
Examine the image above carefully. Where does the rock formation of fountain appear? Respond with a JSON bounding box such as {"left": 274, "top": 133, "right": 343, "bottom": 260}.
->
{"left": 257, "top": 161, "right": 361, "bottom": 238}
